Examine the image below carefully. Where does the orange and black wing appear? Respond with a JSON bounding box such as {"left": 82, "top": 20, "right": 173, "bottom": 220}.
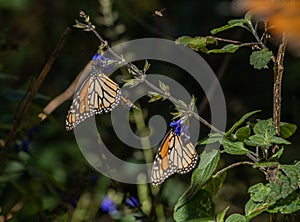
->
{"left": 66, "top": 72, "right": 121, "bottom": 131}
{"left": 151, "top": 130, "right": 198, "bottom": 186}
{"left": 88, "top": 73, "right": 121, "bottom": 114}
{"left": 66, "top": 76, "right": 94, "bottom": 131}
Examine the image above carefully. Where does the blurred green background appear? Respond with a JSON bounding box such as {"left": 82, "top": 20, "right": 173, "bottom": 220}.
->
{"left": 1, "top": 0, "right": 300, "bottom": 221}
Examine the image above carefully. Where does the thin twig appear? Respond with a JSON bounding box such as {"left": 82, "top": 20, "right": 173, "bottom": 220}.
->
{"left": 2, "top": 28, "right": 71, "bottom": 155}
{"left": 213, "top": 161, "right": 254, "bottom": 178}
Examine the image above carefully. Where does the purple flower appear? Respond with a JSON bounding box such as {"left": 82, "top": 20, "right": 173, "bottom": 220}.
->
{"left": 101, "top": 196, "right": 117, "bottom": 215}
{"left": 125, "top": 196, "right": 140, "bottom": 208}
{"left": 170, "top": 119, "right": 191, "bottom": 143}
{"left": 92, "top": 53, "right": 113, "bottom": 73}
{"left": 170, "top": 119, "right": 183, "bottom": 135}
{"left": 92, "top": 53, "right": 109, "bottom": 62}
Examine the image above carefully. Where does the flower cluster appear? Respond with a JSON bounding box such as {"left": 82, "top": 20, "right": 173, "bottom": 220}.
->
{"left": 169, "top": 119, "right": 191, "bottom": 142}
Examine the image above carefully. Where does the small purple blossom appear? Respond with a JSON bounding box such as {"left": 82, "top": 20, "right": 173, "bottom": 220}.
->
{"left": 170, "top": 119, "right": 191, "bottom": 143}
{"left": 125, "top": 196, "right": 140, "bottom": 208}
{"left": 92, "top": 53, "right": 109, "bottom": 62}
{"left": 170, "top": 119, "right": 183, "bottom": 135}
{"left": 92, "top": 53, "right": 113, "bottom": 73}
{"left": 101, "top": 196, "right": 117, "bottom": 215}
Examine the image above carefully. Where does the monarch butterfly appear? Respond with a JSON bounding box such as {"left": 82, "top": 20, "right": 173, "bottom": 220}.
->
{"left": 151, "top": 120, "right": 198, "bottom": 186}
{"left": 66, "top": 54, "right": 121, "bottom": 131}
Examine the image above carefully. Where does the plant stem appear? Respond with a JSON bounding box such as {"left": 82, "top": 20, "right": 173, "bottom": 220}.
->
{"left": 1, "top": 27, "right": 71, "bottom": 158}
{"left": 213, "top": 161, "right": 254, "bottom": 178}
{"left": 273, "top": 34, "right": 287, "bottom": 138}
{"left": 82, "top": 16, "right": 224, "bottom": 135}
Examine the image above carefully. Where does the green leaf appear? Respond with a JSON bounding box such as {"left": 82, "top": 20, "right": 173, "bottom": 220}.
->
{"left": 207, "top": 44, "right": 239, "bottom": 54}
{"left": 226, "top": 110, "right": 261, "bottom": 136}
{"left": 248, "top": 183, "right": 271, "bottom": 202}
{"left": 253, "top": 119, "right": 275, "bottom": 136}
{"left": 175, "top": 36, "right": 218, "bottom": 53}
{"left": 246, "top": 134, "right": 272, "bottom": 148}
{"left": 176, "top": 36, "right": 209, "bottom": 52}
{"left": 235, "top": 125, "right": 251, "bottom": 142}
{"left": 225, "top": 214, "right": 247, "bottom": 222}
{"left": 216, "top": 206, "right": 230, "bottom": 222}
{"left": 204, "top": 172, "right": 227, "bottom": 197}
{"left": 268, "top": 147, "right": 284, "bottom": 161}
{"left": 210, "top": 19, "right": 247, "bottom": 35}
{"left": 269, "top": 136, "right": 290, "bottom": 145}
{"left": 245, "top": 199, "right": 268, "bottom": 220}
{"left": 198, "top": 133, "right": 223, "bottom": 145}
{"left": 250, "top": 48, "right": 273, "bottom": 69}
{"left": 175, "top": 149, "right": 220, "bottom": 211}
{"left": 174, "top": 189, "right": 214, "bottom": 222}
{"left": 268, "top": 192, "right": 300, "bottom": 214}
{"left": 221, "top": 138, "right": 249, "bottom": 155}
{"left": 280, "top": 122, "right": 297, "bottom": 139}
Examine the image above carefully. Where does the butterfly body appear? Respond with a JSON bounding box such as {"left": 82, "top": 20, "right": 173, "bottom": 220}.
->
{"left": 151, "top": 129, "right": 198, "bottom": 186}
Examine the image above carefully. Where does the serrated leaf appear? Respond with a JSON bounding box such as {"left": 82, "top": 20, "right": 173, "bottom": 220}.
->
{"left": 250, "top": 48, "right": 273, "bottom": 69}
{"left": 253, "top": 119, "right": 275, "bottom": 136}
{"left": 225, "top": 214, "right": 247, "bottom": 222}
{"left": 235, "top": 125, "right": 251, "bottom": 142}
{"left": 207, "top": 44, "right": 240, "bottom": 54}
{"left": 211, "top": 19, "right": 247, "bottom": 35}
{"left": 249, "top": 183, "right": 271, "bottom": 203}
{"left": 216, "top": 206, "right": 230, "bottom": 222}
{"left": 175, "top": 149, "right": 220, "bottom": 211}
{"left": 221, "top": 138, "right": 249, "bottom": 155}
{"left": 173, "top": 189, "right": 214, "bottom": 222}
{"left": 226, "top": 110, "right": 261, "bottom": 136}
{"left": 280, "top": 122, "right": 297, "bottom": 139}
{"left": 198, "top": 133, "right": 223, "bottom": 145}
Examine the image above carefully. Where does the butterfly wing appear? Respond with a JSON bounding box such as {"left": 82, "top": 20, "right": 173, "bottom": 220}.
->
{"left": 66, "top": 72, "right": 121, "bottom": 131}
{"left": 151, "top": 130, "right": 198, "bottom": 186}
{"left": 66, "top": 76, "right": 94, "bottom": 131}
{"left": 88, "top": 73, "right": 121, "bottom": 114}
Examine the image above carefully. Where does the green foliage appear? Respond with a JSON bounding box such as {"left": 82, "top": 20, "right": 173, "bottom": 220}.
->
{"left": 243, "top": 162, "right": 300, "bottom": 219}
{"left": 175, "top": 36, "right": 217, "bottom": 53}
{"left": 210, "top": 18, "right": 248, "bottom": 35}
{"left": 207, "top": 44, "right": 240, "bottom": 54}
{"left": 249, "top": 48, "right": 273, "bottom": 70}
{"left": 174, "top": 149, "right": 221, "bottom": 219}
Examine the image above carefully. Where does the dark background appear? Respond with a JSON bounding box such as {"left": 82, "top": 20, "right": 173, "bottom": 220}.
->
{"left": 1, "top": 0, "right": 300, "bottom": 221}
